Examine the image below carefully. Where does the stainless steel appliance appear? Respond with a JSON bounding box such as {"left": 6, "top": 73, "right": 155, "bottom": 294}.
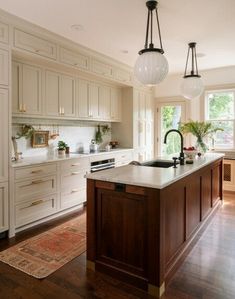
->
{"left": 90, "top": 158, "right": 115, "bottom": 173}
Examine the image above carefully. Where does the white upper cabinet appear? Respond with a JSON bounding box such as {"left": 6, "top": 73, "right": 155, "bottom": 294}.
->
{"left": 99, "top": 85, "right": 111, "bottom": 120}
{"left": 12, "top": 61, "right": 42, "bottom": 115}
{"left": 14, "top": 29, "right": 57, "bottom": 60}
{"left": 0, "top": 22, "right": 9, "bottom": 44}
{"left": 45, "top": 70, "right": 60, "bottom": 116}
{"left": 45, "top": 70, "right": 76, "bottom": 118}
{"left": 91, "top": 59, "right": 113, "bottom": 78}
{"left": 59, "top": 47, "right": 89, "bottom": 71}
{"left": 77, "top": 79, "right": 89, "bottom": 118}
{"left": 110, "top": 87, "right": 121, "bottom": 121}
{"left": 115, "top": 68, "right": 132, "bottom": 84}
{"left": 89, "top": 82, "right": 99, "bottom": 119}
{"left": 0, "top": 48, "right": 9, "bottom": 86}
{"left": 0, "top": 89, "right": 8, "bottom": 183}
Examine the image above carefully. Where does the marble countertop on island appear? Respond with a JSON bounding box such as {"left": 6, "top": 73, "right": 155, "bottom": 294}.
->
{"left": 86, "top": 153, "right": 224, "bottom": 189}
{"left": 11, "top": 148, "right": 133, "bottom": 168}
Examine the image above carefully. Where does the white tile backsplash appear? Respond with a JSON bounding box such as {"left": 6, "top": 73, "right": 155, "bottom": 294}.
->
{"left": 12, "top": 124, "right": 111, "bottom": 158}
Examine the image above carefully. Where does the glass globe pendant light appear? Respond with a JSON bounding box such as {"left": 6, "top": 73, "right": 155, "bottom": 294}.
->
{"left": 181, "top": 42, "right": 204, "bottom": 100}
{"left": 134, "top": 0, "right": 168, "bottom": 86}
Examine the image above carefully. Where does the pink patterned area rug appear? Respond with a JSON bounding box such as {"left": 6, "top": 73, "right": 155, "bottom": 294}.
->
{"left": 0, "top": 213, "right": 86, "bottom": 279}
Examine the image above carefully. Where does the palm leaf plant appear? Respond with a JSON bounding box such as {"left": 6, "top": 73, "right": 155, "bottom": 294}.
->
{"left": 180, "top": 120, "right": 223, "bottom": 153}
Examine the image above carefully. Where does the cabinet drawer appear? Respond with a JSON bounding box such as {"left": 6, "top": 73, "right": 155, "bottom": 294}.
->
{"left": 91, "top": 59, "right": 113, "bottom": 78}
{"left": 61, "top": 171, "right": 86, "bottom": 190}
{"left": 0, "top": 22, "right": 8, "bottom": 44}
{"left": 59, "top": 47, "right": 89, "bottom": 70}
{"left": 60, "top": 158, "right": 89, "bottom": 172}
{"left": 61, "top": 188, "right": 86, "bottom": 209}
{"left": 14, "top": 29, "right": 57, "bottom": 60}
{"left": 15, "top": 194, "right": 57, "bottom": 227}
{"left": 15, "top": 175, "right": 57, "bottom": 203}
{"left": 115, "top": 151, "right": 133, "bottom": 162}
{"left": 15, "top": 164, "right": 57, "bottom": 180}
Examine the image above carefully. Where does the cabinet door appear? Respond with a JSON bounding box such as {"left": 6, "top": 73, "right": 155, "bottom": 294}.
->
{"left": 89, "top": 83, "right": 99, "bottom": 119}
{"left": 111, "top": 88, "right": 121, "bottom": 121}
{"left": 12, "top": 62, "right": 23, "bottom": 114}
{"left": 45, "top": 70, "right": 60, "bottom": 116}
{"left": 0, "top": 22, "right": 9, "bottom": 44}
{"left": 212, "top": 162, "right": 222, "bottom": 206}
{"left": 77, "top": 79, "right": 89, "bottom": 118}
{"left": 0, "top": 48, "right": 9, "bottom": 86}
{"left": 0, "top": 182, "right": 8, "bottom": 233}
{"left": 201, "top": 169, "right": 212, "bottom": 220}
{"left": 60, "top": 75, "right": 76, "bottom": 117}
{"left": 145, "top": 93, "right": 153, "bottom": 121}
{"left": 22, "top": 64, "right": 42, "bottom": 115}
{"left": 0, "top": 89, "right": 8, "bottom": 182}
{"left": 139, "top": 92, "right": 146, "bottom": 120}
{"left": 99, "top": 85, "right": 111, "bottom": 120}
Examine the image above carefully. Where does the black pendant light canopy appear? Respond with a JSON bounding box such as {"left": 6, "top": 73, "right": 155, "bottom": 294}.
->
{"left": 134, "top": 0, "right": 168, "bottom": 85}
{"left": 183, "top": 42, "right": 201, "bottom": 78}
{"left": 181, "top": 42, "right": 204, "bottom": 100}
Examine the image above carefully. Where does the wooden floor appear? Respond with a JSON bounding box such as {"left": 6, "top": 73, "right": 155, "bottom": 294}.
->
{"left": 0, "top": 192, "right": 235, "bottom": 299}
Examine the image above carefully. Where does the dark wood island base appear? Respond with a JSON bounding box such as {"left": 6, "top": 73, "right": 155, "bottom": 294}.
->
{"left": 86, "top": 158, "right": 223, "bottom": 297}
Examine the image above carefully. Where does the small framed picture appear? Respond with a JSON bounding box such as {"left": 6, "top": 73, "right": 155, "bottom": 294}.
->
{"left": 31, "top": 131, "right": 49, "bottom": 148}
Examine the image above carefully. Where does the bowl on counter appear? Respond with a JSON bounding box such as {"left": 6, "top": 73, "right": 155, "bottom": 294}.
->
{"left": 184, "top": 150, "right": 197, "bottom": 160}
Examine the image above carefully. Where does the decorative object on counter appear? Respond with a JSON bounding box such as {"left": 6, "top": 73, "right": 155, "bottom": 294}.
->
{"left": 90, "top": 139, "right": 98, "bottom": 152}
{"left": 183, "top": 146, "right": 197, "bottom": 162}
{"left": 180, "top": 120, "right": 223, "bottom": 155}
{"left": 105, "top": 144, "right": 111, "bottom": 151}
{"left": 109, "top": 141, "right": 119, "bottom": 149}
{"left": 95, "top": 124, "right": 111, "bottom": 145}
{"left": 181, "top": 42, "right": 204, "bottom": 100}
{"left": 12, "top": 124, "right": 35, "bottom": 161}
{"left": 50, "top": 124, "right": 60, "bottom": 140}
{"left": 57, "top": 140, "right": 68, "bottom": 156}
{"left": 134, "top": 0, "right": 168, "bottom": 85}
{"left": 65, "top": 146, "right": 70, "bottom": 154}
{"left": 31, "top": 131, "right": 49, "bottom": 148}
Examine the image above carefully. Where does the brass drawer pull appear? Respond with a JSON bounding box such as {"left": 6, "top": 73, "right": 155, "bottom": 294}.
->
{"left": 71, "top": 189, "right": 79, "bottom": 193}
{"left": 71, "top": 163, "right": 80, "bottom": 167}
{"left": 31, "top": 170, "right": 43, "bottom": 174}
{"left": 32, "top": 180, "right": 43, "bottom": 184}
{"left": 71, "top": 172, "right": 81, "bottom": 175}
{"left": 20, "top": 199, "right": 44, "bottom": 210}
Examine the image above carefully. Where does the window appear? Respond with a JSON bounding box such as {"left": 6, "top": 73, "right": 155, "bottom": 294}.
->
{"left": 205, "top": 89, "right": 235, "bottom": 149}
{"left": 157, "top": 101, "right": 186, "bottom": 155}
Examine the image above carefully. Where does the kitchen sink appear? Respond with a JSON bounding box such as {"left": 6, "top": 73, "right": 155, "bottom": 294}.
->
{"left": 141, "top": 159, "right": 178, "bottom": 168}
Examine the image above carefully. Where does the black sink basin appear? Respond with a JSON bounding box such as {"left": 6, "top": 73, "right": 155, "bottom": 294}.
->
{"left": 141, "top": 159, "right": 178, "bottom": 168}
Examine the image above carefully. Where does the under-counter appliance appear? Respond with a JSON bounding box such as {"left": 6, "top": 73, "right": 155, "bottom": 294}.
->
{"left": 90, "top": 158, "right": 115, "bottom": 173}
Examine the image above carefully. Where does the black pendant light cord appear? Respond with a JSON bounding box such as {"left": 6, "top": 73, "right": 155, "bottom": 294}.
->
{"left": 183, "top": 42, "right": 201, "bottom": 78}
{"left": 140, "top": 0, "right": 164, "bottom": 55}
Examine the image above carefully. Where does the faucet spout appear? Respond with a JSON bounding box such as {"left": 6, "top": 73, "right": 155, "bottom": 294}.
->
{"left": 163, "top": 129, "right": 185, "bottom": 165}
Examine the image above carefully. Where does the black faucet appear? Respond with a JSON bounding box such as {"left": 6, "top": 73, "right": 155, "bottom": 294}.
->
{"left": 163, "top": 129, "right": 185, "bottom": 165}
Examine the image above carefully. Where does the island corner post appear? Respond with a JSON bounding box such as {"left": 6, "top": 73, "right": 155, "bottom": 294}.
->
{"left": 86, "top": 157, "right": 223, "bottom": 297}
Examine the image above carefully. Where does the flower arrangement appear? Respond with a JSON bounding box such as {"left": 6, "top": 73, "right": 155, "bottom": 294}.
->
{"left": 180, "top": 120, "right": 223, "bottom": 153}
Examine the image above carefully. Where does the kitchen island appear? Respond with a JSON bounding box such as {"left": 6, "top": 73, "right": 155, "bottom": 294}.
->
{"left": 86, "top": 153, "right": 224, "bottom": 297}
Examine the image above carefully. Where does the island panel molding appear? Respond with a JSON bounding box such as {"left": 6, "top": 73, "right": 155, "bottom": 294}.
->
{"left": 86, "top": 157, "right": 223, "bottom": 297}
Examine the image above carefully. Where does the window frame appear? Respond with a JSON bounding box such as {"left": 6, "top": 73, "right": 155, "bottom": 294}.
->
{"left": 204, "top": 88, "right": 235, "bottom": 150}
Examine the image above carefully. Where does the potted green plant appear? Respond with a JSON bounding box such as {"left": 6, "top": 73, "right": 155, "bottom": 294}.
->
{"left": 180, "top": 120, "right": 223, "bottom": 154}
{"left": 57, "top": 140, "right": 68, "bottom": 156}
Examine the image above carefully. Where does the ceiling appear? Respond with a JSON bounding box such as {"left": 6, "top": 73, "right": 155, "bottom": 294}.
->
{"left": 0, "top": 0, "right": 234, "bottom": 74}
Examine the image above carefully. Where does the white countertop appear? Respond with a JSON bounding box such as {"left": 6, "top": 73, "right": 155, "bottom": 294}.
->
{"left": 11, "top": 148, "right": 133, "bottom": 168}
{"left": 86, "top": 153, "right": 224, "bottom": 189}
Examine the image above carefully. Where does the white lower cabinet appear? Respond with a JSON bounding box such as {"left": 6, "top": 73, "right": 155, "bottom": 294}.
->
{"left": 60, "top": 158, "right": 89, "bottom": 210}
{"left": 15, "top": 194, "right": 57, "bottom": 228}
{"left": 0, "top": 182, "right": 8, "bottom": 233}
{"left": 223, "top": 159, "right": 235, "bottom": 191}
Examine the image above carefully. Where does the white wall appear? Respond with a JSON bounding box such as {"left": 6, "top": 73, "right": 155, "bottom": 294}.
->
{"left": 154, "top": 66, "right": 235, "bottom": 121}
